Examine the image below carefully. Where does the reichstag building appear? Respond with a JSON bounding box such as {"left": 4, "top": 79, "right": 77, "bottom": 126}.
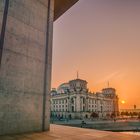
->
{"left": 51, "top": 78, "right": 119, "bottom": 119}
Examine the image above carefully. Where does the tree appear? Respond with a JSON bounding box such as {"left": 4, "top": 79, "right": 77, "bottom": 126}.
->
{"left": 138, "top": 113, "right": 140, "bottom": 121}
{"left": 121, "top": 112, "right": 125, "bottom": 116}
{"left": 132, "top": 112, "right": 138, "bottom": 116}
{"left": 111, "top": 112, "right": 116, "bottom": 118}
{"left": 106, "top": 113, "right": 111, "bottom": 118}
{"left": 129, "top": 112, "right": 133, "bottom": 118}
{"left": 125, "top": 111, "right": 129, "bottom": 116}
{"left": 90, "top": 112, "right": 99, "bottom": 118}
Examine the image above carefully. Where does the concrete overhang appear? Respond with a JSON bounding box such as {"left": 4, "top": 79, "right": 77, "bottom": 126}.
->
{"left": 54, "top": 0, "right": 79, "bottom": 21}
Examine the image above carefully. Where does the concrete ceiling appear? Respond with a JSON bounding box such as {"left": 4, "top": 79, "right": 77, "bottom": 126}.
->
{"left": 54, "top": 0, "right": 79, "bottom": 21}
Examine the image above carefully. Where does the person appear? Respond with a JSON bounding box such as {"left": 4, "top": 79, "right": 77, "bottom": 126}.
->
{"left": 114, "top": 118, "right": 116, "bottom": 122}
{"left": 81, "top": 120, "right": 86, "bottom": 128}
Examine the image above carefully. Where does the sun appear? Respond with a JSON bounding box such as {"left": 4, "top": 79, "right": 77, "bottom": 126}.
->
{"left": 121, "top": 100, "right": 126, "bottom": 104}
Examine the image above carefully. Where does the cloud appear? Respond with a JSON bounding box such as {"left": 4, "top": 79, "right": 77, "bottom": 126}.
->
{"left": 95, "top": 70, "right": 125, "bottom": 84}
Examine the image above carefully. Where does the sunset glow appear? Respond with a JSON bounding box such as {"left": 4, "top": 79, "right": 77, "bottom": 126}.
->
{"left": 53, "top": 0, "right": 140, "bottom": 109}
{"left": 121, "top": 100, "right": 126, "bottom": 104}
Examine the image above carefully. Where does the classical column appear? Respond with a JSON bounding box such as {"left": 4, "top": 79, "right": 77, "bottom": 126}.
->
{"left": 85, "top": 97, "right": 88, "bottom": 112}
{"left": 81, "top": 97, "right": 83, "bottom": 112}
{"left": 68, "top": 97, "right": 70, "bottom": 112}
{"left": 74, "top": 96, "right": 77, "bottom": 112}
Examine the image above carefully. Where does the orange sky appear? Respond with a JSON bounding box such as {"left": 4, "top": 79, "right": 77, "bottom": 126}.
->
{"left": 52, "top": 0, "right": 140, "bottom": 109}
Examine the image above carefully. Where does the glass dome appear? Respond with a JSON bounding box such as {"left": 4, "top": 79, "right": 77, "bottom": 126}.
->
{"left": 57, "top": 83, "right": 70, "bottom": 94}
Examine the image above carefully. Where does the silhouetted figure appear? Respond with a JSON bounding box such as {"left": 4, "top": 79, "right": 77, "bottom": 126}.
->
{"left": 81, "top": 120, "right": 86, "bottom": 128}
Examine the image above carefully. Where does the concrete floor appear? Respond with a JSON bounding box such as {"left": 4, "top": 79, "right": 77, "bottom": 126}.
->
{"left": 0, "top": 124, "right": 140, "bottom": 140}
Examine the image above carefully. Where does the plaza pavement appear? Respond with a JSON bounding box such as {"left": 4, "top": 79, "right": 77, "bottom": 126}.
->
{"left": 0, "top": 124, "right": 140, "bottom": 140}
{"left": 51, "top": 119, "right": 140, "bottom": 131}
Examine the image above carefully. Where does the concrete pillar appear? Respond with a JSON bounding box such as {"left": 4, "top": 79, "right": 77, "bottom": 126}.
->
{"left": 0, "top": 0, "right": 54, "bottom": 135}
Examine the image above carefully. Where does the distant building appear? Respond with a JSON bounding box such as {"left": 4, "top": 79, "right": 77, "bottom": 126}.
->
{"left": 50, "top": 78, "right": 119, "bottom": 119}
{"left": 120, "top": 109, "right": 140, "bottom": 114}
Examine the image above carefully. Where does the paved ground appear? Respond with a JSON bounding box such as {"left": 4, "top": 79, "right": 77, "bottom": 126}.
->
{"left": 52, "top": 118, "right": 140, "bottom": 124}
{"left": 52, "top": 119, "right": 140, "bottom": 131}
{"left": 0, "top": 124, "right": 140, "bottom": 140}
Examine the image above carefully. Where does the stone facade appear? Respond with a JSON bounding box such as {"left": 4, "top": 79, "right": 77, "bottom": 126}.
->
{"left": 51, "top": 78, "right": 119, "bottom": 119}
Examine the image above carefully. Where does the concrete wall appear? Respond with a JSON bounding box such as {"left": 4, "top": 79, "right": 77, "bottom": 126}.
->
{"left": 0, "top": 0, "right": 54, "bottom": 135}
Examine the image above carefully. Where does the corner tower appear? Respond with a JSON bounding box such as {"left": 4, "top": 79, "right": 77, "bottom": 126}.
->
{"left": 102, "top": 88, "right": 119, "bottom": 116}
